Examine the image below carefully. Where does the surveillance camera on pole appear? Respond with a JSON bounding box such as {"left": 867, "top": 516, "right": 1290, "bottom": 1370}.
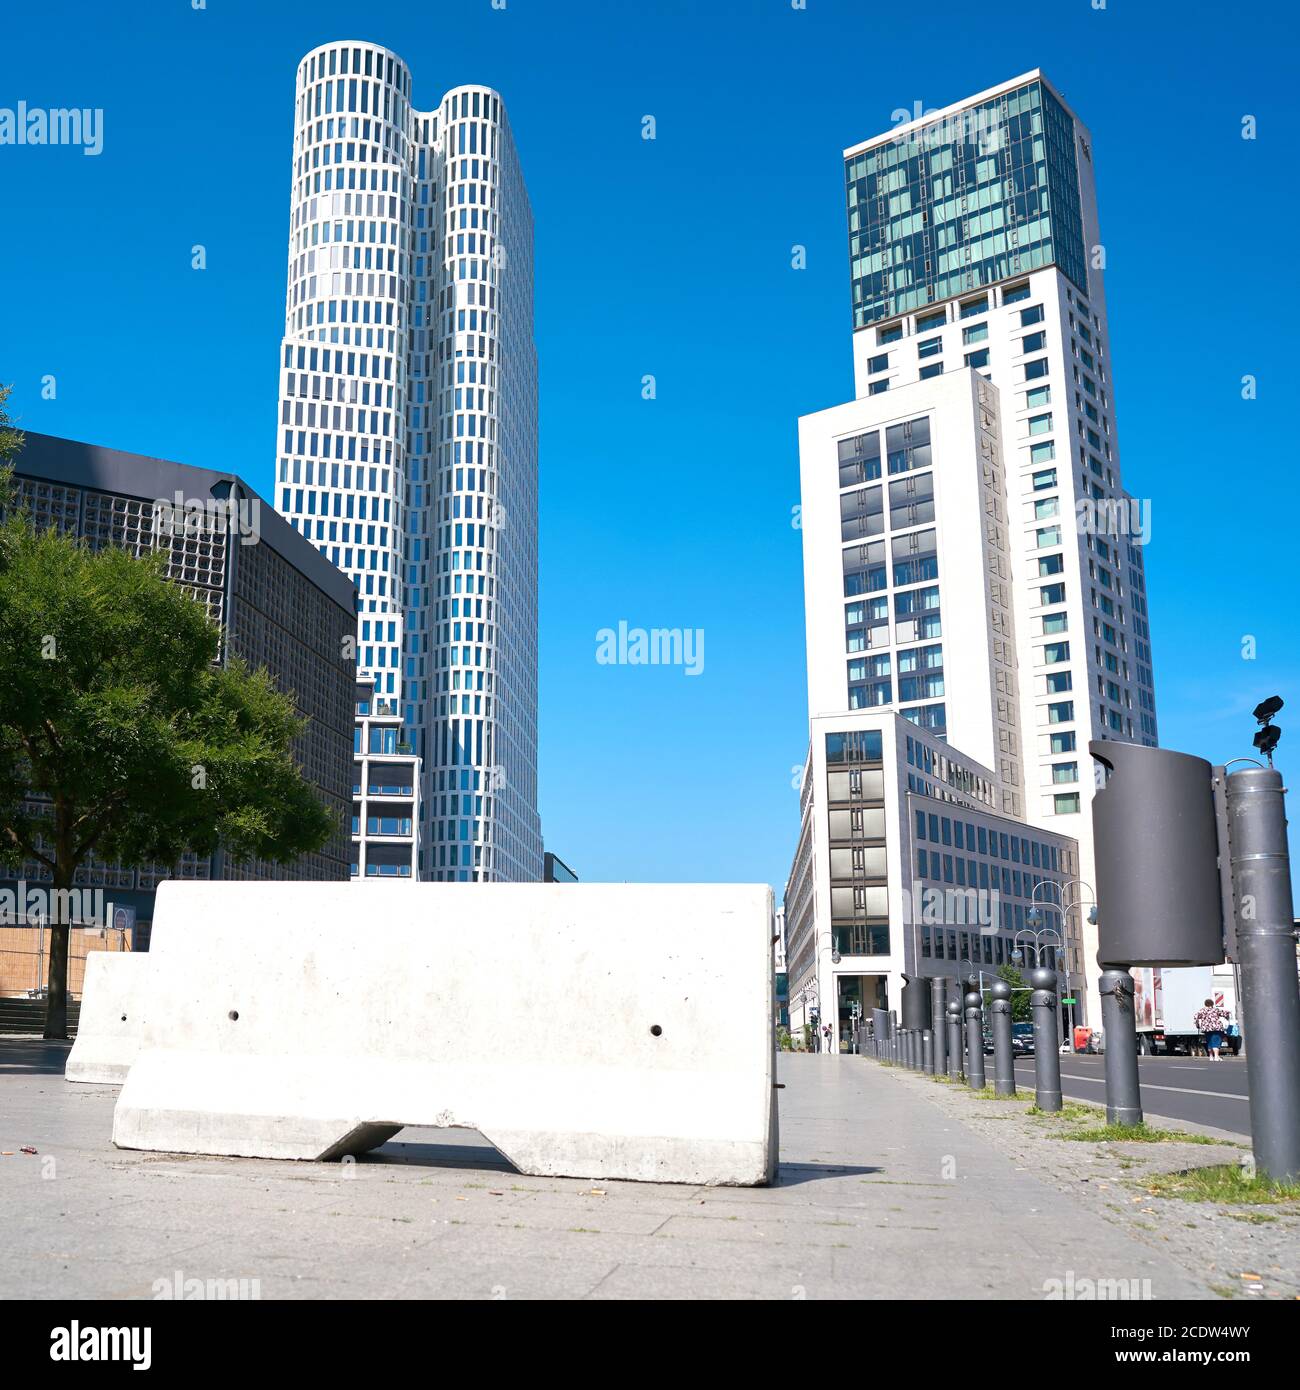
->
{"left": 1252, "top": 695, "right": 1283, "bottom": 768}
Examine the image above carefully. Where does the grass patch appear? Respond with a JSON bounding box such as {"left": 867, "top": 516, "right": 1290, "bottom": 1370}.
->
{"left": 1027, "top": 1101, "right": 1099, "bottom": 1122}
{"left": 973, "top": 1086, "right": 1030, "bottom": 1102}
{"left": 1140, "top": 1164, "right": 1300, "bottom": 1207}
{"left": 1057, "top": 1123, "right": 1219, "bottom": 1144}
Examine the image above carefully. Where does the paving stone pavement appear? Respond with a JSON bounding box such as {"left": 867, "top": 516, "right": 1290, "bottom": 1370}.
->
{"left": 0, "top": 1039, "right": 1211, "bottom": 1299}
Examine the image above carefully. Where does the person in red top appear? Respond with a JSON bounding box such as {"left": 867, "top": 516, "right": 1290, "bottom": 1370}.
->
{"left": 1194, "top": 999, "right": 1230, "bottom": 1059}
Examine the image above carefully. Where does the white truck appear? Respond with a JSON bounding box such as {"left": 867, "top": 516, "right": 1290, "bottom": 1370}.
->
{"left": 1133, "top": 964, "right": 1238, "bottom": 1055}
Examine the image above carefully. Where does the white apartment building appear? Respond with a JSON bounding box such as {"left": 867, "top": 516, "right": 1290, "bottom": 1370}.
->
{"left": 787, "top": 71, "right": 1157, "bottom": 1040}
{"left": 785, "top": 713, "right": 1079, "bottom": 1051}
{"left": 351, "top": 677, "right": 420, "bottom": 879}
{"left": 273, "top": 41, "right": 543, "bottom": 883}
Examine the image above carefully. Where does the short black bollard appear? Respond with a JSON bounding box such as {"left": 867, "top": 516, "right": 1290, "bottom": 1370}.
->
{"left": 930, "top": 976, "right": 948, "bottom": 1077}
{"left": 989, "top": 979, "right": 1015, "bottom": 1096}
{"left": 1099, "top": 964, "right": 1143, "bottom": 1125}
{"left": 964, "top": 988, "right": 986, "bottom": 1090}
{"left": 922, "top": 1028, "right": 934, "bottom": 1075}
{"left": 946, "top": 998, "right": 963, "bottom": 1080}
{"left": 1030, "top": 966, "right": 1063, "bottom": 1112}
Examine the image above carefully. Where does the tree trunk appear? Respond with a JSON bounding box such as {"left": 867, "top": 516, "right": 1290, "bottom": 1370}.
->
{"left": 42, "top": 802, "right": 74, "bottom": 1040}
{"left": 43, "top": 916, "right": 70, "bottom": 1039}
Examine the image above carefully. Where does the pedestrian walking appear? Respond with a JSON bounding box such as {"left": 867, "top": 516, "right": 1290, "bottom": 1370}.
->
{"left": 822, "top": 1023, "right": 835, "bottom": 1056}
{"left": 1226, "top": 1015, "right": 1242, "bottom": 1057}
{"left": 1194, "top": 998, "right": 1230, "bottom": 1059}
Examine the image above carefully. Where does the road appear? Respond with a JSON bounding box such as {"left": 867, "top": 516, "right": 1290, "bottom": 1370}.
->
{"left": 1011, "top": 1052, "right": 1250, "bottom": 1137}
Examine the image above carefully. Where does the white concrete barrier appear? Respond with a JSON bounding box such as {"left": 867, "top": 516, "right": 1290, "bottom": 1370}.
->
{"left": 66, "top": 952, "right": 150, "bottom": 1084}
{"left": 112, "top": 881, "right": 778, "bottom": 1185}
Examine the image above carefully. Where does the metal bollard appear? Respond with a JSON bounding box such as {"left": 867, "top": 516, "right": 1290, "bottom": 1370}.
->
{"left": 989, "top": 979, "right": 1015, "bottom": 1096}
{"left": 964, "top": 988, "right": 986, "bottom": 1090}
{"left": 930, "top": 976, "right": 948, "bottom": 1078}
{"left": 1226, "top": 766, "right": 1300, "bottom": 1183}
{"left": 922, "top": 1029, "right": 934, "bottom": 1074}
{"left": 946, "top": 999, "right": 963, "bottom": 1080}
{"left": 1099, "top": 964, "right": 1142, "bottom": 1126}
{"left": 1030, "top": 966, "right": 1063, "bottom": 1112}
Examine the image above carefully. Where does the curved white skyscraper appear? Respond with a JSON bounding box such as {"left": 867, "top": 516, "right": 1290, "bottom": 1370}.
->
{"left": 274, "top": 40, "right": 542, "bottom": 881}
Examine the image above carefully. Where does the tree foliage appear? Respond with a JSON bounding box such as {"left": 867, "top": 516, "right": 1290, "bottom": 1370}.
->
{"left": 0, "top": 391, "right": 334, "bottom": 1035}
{"left": 996, "top": 962, "right": 1033, "bottom": 1023}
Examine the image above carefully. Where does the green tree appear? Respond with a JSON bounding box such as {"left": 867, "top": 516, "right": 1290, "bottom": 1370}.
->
{"left": 995, "top": 962, "right": 1033, "bottom": 1023}
{"left": 0, "top": 396, "right": 333, "bottom": 1037}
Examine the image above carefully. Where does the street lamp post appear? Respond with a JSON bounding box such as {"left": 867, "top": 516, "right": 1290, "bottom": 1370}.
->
{"left": 816, "top": 932, "right": 841, "bottom": 1054}
{"left": 1027, "top": 876, "right": 1098, "bottom": 1045}
{"left": 957, "top": 957, "right": 982, "bottom": 1079}
{"left": 1059, "top": 879, "right": 1098, "bottom": 1042}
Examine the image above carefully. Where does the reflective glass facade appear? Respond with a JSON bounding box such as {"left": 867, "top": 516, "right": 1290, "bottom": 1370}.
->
{"left": 845, "top": 80, "right": 1087, "bottom": 328}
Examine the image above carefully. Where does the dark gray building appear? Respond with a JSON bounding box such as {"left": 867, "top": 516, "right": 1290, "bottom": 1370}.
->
{"left": 5, "top": 433, "right": 357, "bottom": 938}
{"left": 543, "top": 853, "right": 578, "bottom": 884}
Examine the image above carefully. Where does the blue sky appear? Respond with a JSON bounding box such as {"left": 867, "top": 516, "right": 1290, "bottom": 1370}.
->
{"left": 2, "top": 0, "right": 1297, "bottom": 897}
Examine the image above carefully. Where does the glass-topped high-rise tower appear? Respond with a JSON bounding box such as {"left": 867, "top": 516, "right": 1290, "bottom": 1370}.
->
{"left": 273, "top": 40, "right": 543, "bottom": 882}
{"left": 845, "top": 77, "right": 1088, "bottom": 327}
{"left": 786, "top": 70, "right": 1158, "bottom": 1043}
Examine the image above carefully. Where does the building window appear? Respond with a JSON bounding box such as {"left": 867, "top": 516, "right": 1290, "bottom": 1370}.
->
{"left": 1024, "top": 357, "right": 1049, "bottom": 381}
{"left": 1020, "top": 304, "right": 1045, "bottom": 327}
{"left": 867, "top": 352, "right": 890, "bottom": 374}
{"left": 962, "top": 323, "right": 988, "bottom": 345}
{"left": 878, "top": 322, "right": 903, "bottom": 344}
{"left": 965, "top": 348, "right": 990, "bottom": 369}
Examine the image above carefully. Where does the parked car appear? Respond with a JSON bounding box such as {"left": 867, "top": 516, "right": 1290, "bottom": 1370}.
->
{"left": 1011, "top": 1022, "right": 1034, "bottom": 1056}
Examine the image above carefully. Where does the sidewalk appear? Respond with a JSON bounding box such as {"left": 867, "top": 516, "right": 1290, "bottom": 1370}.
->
{"left": 1, "top": 1042, "right": 1212, "bottom": 1299}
